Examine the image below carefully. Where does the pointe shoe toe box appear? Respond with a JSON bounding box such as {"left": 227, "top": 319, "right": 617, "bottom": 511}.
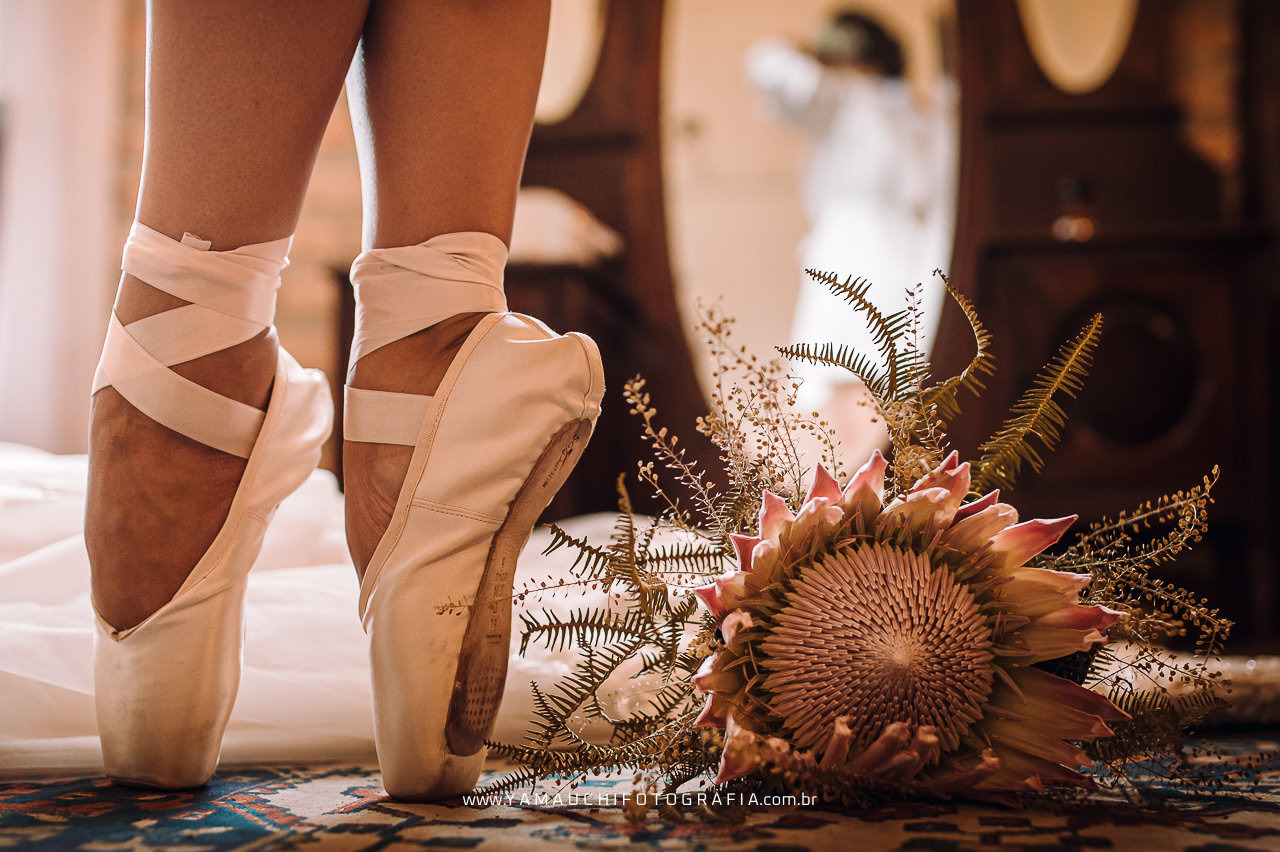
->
{"left": 94, "top": 351, "right": 332, "bottom": 789}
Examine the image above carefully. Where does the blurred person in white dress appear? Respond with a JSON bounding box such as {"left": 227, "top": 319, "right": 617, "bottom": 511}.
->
{"left": 747, "top": 9, "right": 956, "bottom": 465}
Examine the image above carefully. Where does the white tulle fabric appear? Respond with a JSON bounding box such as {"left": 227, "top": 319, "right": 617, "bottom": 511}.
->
{"left": 0, "top": 443, "right": 641, "bottom": 779}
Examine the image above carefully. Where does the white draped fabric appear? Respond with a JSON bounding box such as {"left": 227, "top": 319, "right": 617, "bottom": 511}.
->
{"left": 0, "top": 443, "right": 640, "bottom": 779}
{"left": 747, "top": 39, "right": 957, "bottom": 412}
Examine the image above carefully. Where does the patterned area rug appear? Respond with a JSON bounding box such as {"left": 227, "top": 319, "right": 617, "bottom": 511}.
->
{"left": 3, "top": 738, "right": 1278, "bottom": 851}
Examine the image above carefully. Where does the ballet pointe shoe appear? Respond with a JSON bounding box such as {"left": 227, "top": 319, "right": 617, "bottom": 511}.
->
{"left": 345, "top": 234, "right": 604, "bottom": 800}
{"left": 91, "top": 223, "right": 332, "bottom": 789}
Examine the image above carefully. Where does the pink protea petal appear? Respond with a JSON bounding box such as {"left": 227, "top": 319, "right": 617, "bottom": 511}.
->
{"left": 944, "top": 503, "right": 1019, "bottom": 553}
{"left": 693, "top": 654, "right": 740, "bottom": 694}
{"left": 759, "top": 736, "right": 808, "bottom": 774}
{"left": 988, "top": 681, "right": 1117, "bottom": 740}
{"left": 692, "top": 654, "right": 717, "bottom": 692}
{"left": 729, "top": 533, "right": 760, "bottom": 573}
{"left": 988, "top": 516, "right": 1078, "bottom": 574}
{"left": 995, "top": 568, "right": 1092, "bottom": 617}
{"left": 695, "top": 692, "right": 730, "bottom": 729}
{"left": 805, "top": 463, "right": 843, "bottom": 504}
{"left": 841, "top": 449, "right": 887, "bottom": 521}
{"left": 879, "top": 487, "right": 955, "bottom": 536}
{"left": 793, "top": 496, "right": 845, "bottom": 540}
{"left": 693, "top": 583, "right": 725, "bottom": 618}
{"left": 911, "top": 451, "right": 960, "bottom": 492}
{"left": 714, "top": 569, "right": 751, "bottom": 612}
{"left": 746, "top": 539, "right": 780, "bottom": 589}
{"left": 926, "top": 748, "right": 1001, "bottom": 793}
{"left": 954, "top": 489, "right": 1000, "bottom": 521}
{"left": 937, "top": 462, "right": 972, "bottom": 508}
{"left": 819, "top": 716, "right": 854, "bottom": 769}
{"left": 1031, "top": 603, "right": 1125, "bottom": 632}
{"left": 720, "top": 610, "right": 754, "bottom": 644}
{"left": 759, "top": 491, "right": 794, "bottom": 542}
{"left": 1012, "top": 603, "right": 1122, "bottom": 664}
{"left": 1016, "top": 626, "right": 1107, "bottom": 664}
{"left": 848, "top": 721, "right": 911, "bottom": 774}
{"left": 912, "top": 459, "right": 971, "bottom": 510}
{"left": 1008, "top": 666, "right": 1130, "bottom": 724}
{"left": 976, "top": 745, "right": 1095, "bottom": 792}
{"left": 984, "top": 716, "right": 1090, "bottom": 768}
{"left": 715, "top": 716, "right": 765, "bottom": 783}
{"left": 882, "top": 726, "right": 940, "bottom": 780}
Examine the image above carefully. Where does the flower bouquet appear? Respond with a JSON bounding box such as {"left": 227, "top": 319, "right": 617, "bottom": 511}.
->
{"left": 481, "top": 272, "right": 1230, "bottom": 817}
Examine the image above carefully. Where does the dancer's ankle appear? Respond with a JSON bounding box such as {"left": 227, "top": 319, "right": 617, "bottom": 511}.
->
{"left": 346, "top": 311, "right": 486, "bottom": 397}
{"left": 87, "top": 225, "right": 293, "bottom": 629}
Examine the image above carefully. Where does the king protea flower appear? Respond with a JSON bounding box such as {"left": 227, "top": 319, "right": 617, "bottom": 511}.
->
{"left": 692, "top": 450, "right": 1128, "bottom": 792}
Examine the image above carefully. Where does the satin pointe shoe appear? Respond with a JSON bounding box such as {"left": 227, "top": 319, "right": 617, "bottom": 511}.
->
{"left": 345, "top": 233, "right": 604, "bottom": 800}
{"left": 91, "top": 223, "right": 332, "bottom": 789}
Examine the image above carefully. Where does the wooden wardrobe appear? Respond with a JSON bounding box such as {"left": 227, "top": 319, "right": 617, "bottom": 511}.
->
{"left": 934, "top": 0, "right": 1280, "bottom": 648}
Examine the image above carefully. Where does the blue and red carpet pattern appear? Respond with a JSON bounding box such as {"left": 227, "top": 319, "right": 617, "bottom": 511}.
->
{"left": 2, "top": 738, "right": 1278, "bottom": 851}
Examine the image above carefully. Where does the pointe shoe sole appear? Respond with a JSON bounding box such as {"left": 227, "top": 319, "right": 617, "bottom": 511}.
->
{"left": 446, "top": 417, "right": 594, "bottom": 755}
{"left": 358, "top": 313, "right": 603, "bottom": 802}
{"left": 390, "top": 419, "right": 594, "bottom": 803}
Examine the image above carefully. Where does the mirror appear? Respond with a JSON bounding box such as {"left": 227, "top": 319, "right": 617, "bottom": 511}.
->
{"left": 536, "top": 0, "right": 606, "bottom": 125}
{"left": 1017, "top": 0, "right": 1139, "bottom": 95}
{"left": 662, "top": 0, "right": 957, "bottom": 460}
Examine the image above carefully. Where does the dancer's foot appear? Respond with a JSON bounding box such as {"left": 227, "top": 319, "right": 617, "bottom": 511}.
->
{"left": 86, "top": 274, "right": 277, "bottom": 631}
{"left": 343, "top": 311, "right": 487, "bottom": 578}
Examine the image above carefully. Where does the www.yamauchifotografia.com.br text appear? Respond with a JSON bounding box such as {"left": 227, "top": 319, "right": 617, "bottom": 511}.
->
{"left": 461, "top": 791, "right": 819, "bottom": 808}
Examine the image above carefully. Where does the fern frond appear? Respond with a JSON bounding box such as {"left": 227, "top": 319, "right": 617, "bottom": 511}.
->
{"left": 920, "top": 275, "right": 995, "bottom": 422}
{"left": 644, "top": 541, "right": 730, "bottom": 578}
{"left": 782, "top": 271, "right": 922, "bottom": 402}
{"left": 972, "top": 313, "right": 1102, "bottom": 493}
{"left": 807, "top": 271, "right": 913, "bottom": 375}
{"left": 541, "top": 523, "right": 613, "bottom": 577}
{"left": 776, "top": 341, "right": 889, "bottom": 399}
{"left": 518, "top": 607, "right": 651, "bottom": 654}
{"left": 473, "top": 762, "right": 553, "bottom": 796}
{"left": 1085, "top": 684, "right": 1228, "bottom": 764}
{"left": 483, "top": 712, "right": 709, "bottom": 797}
{"left": 521, "top": 638, "right": 647, "bottom": 751}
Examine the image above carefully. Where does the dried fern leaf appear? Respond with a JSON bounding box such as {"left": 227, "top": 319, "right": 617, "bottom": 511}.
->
{"left": 920, "top": 275, "right": 995, "bottom": 421}
{"left": 541, "top": 522, "right": 614, "bottom": 576}
{"left": 518, "top": 607, "right": 652, "bottom": 654}
{"left": 972, "top": 313, "right": 1102, "bottom": 493}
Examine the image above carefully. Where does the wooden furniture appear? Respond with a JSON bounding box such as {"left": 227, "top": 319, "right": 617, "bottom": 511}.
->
{"left": 513, "top": 0, "right": 721, "bottom": 521}
{"left": 935, "top": 0, "right": 1279, "bottom": 648}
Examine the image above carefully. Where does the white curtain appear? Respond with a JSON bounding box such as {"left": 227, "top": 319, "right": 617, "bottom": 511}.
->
{"left": 0, "top": 0, "right": 123, "bottom": 453}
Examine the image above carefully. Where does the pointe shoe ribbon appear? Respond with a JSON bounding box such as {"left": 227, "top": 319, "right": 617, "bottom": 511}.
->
{"left": 345, "top": 233, "right": 604, "bottom": 800}
{"left": 348, "top": 231, "right": 509, "bottom": 366}
{"left": 91, "top": 223, "right": 332, "bottom": 789}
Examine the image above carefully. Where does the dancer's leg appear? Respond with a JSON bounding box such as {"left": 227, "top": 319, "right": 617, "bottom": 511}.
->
{"left": 343, "top": 0, "right": 551, "bottom": 575}
{"left": 88, "top": 0, "right": 370, "bottom": 630}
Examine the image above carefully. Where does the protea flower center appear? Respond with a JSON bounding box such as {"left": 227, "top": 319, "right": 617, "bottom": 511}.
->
{"left": 760, "top": 543, "right": 994, "bottom": 754}
{"left": 693, "top": 451, "right": 1129, "bottom": 791}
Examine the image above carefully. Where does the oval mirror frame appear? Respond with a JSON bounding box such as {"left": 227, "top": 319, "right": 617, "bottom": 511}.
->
{"left": 1017, "top": 0, "right": 1140, "bottom": 95}
{"left": 536, "top": 0, "right": 607, "bottom": 125}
